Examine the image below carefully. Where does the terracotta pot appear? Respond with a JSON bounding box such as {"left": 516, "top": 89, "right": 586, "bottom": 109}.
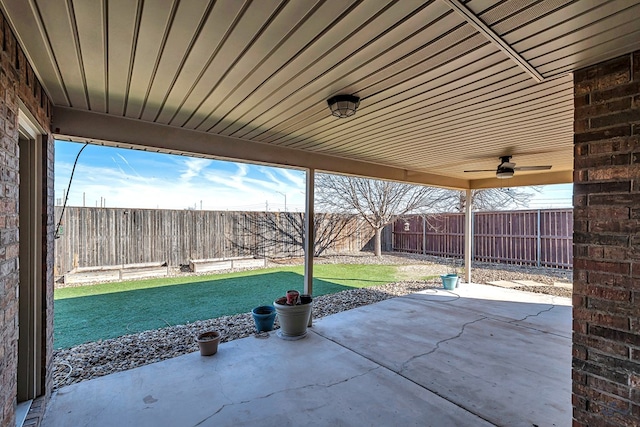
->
{"left": 286, "top": 290, "right": 300, "bottom": 305}
{"left": 196, "top": 331, "right": 221, "bottom": 356}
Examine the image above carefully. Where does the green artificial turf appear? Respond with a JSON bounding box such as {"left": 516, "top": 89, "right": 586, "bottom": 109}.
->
{"left": 54, "top": 264, "right": 398, "bottom": 349}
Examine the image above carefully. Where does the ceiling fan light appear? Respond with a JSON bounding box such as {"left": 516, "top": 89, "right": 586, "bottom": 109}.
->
{"left": 496, "top": 168, "right": 514, "bottom": 179}
{"left": 327, "top": 94, "right": 360, "bottom": 118}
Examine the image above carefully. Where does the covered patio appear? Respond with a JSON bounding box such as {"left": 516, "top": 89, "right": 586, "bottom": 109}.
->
{"left": 0, "top": 1, "right": 638, "bottom": 426}
{"left": 41, "top": 284, "right": 571, "bottom": 426}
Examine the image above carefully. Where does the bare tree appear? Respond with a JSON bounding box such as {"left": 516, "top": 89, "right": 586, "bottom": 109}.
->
{"left": 456, "top": 188, "right": 537, "bottom": 212}
{"left": 315, "top": 174, "right": 455, "bottom": 256}
{"left": 231, "top": 211, "right": 356, "bottom": 258}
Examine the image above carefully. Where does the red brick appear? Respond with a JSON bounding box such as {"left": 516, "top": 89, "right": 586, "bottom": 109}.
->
{"left": 589, "top": 135, "right": 640, "bottom": 154}
{"left": 592, "top": 81, "right": 640, "bottom": 104}
{"left": 573, "top": 153, "right": 632, "bottom": 169}
{"left": 577, "top": 359, "right": 629, "bottom": 384}
{"left": 574, "top": 181, "right": 631, "bottom": 195}
{"left": 589, "top": 401, "right": 639, "bottom": 427}
{"left": 574, "top": 118, "right": 589, "bottom": 133}
{"left": 588, "top": 297, "right": 638, "bottom": 316}
{"left": 573, "top": 370, "right": 588, "bottom": 385}
{"left": 591, "top": 219, "right": 640, "bottom": 234}
{"left": 602, "top": 246, "right": 629, "bottom": 260}
{"left": 575, "top": 93, "right": 590, "bottom": 108}
{"left": 575, "top": 383, "right": 630, "bottom": 412}
{"left": 574, "top": 125, "right": 630, "bottom": 142}
{"left": 572, "top": 393, "right": 588, "bottom": 410}
{"left": 574, "top": 206, "right": 630, "bottom": 220}
{"left": 591, "top": 110, "right": 640, "bottom": 130}
{"left": 589, "top": 376, "right": 630, "bottom": 399}
{"left": 576, "top": 98, "right": 632, "bottom": 120}
{"left": 588, "top": 272, "right": 635, "bottom": 288}
{"left": 574, "top": 309, "right": 630, "bottom": 330}
{"left": 574, "top": 333, "right": 630, "bottom": 357}
{"left": 585, "top": 286, "right": 631, "bottom": 302}
{"left": 574, "top": 57, "right": 631, "bottom": 94}
{"left": 588, "top": 246, "right": 605, "bottom": 258}
{"left": 572, "top": 417, "right": 587, "bottom": 427}
{"left": 573, "top": 344, "right": 588, "bottom": 359}
{"left": 574, "top": 319, "right": 588, "bottom": 334}
{"left": 589, "top": 325, "right": 640, "bottom": 346}
{"left": 588, "top": 165, "right": 640, "bottom": 181}
{"left": 573, "top": 193, "right": 587, "bottom": 206}
{"left": 589, "top": 192, "right": 638, "bottom": 206}
{"left": 574, "top": 258, "right": 630, "bottom": 275}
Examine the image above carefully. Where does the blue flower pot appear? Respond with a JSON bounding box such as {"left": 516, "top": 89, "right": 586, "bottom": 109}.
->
{"left": 252, "top": 305, "right": 277, "bottom": 332}
{"left": 441, "top": 275, "right": 458, "bottom": 291}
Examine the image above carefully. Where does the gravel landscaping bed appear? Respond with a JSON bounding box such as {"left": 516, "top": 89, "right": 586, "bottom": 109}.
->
{"left": 53, "top": 252, "right": 572, "bottom": 390}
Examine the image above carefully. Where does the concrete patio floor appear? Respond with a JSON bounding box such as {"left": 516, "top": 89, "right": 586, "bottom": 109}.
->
{"left": 42, "top": 284, "right": 571, "bottom": 427}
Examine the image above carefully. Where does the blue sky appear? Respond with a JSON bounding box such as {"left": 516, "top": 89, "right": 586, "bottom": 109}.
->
{"left": 54, "top": 141, "right": 572, "bottom": 211}
{"left": 54, "top": 141, "right": 306, "bottom": 211}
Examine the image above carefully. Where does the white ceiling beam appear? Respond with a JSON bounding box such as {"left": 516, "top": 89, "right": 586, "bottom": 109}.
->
{"left": 441, "top": 0, "right": 544, "bottom": 83}
{"left": 52, "top": 106, "right": 471, "bottom": 190}
{"left": 469, "top": 170, "right": 573, "bottom": 189}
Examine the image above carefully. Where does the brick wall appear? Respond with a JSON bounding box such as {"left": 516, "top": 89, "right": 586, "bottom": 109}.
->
{"left": 0, "top": 10, "right": 53, "bottom": 427}
{"left": 573, "top": 51, "right": 640, "bottom": 426}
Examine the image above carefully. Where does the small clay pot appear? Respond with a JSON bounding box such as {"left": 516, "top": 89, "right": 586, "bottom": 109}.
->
{"left": 286, "top": 290, "right": 300, "bottom": 305}
{"left": 196, "top": 331, "right": 221, "bottom": 356}
{"left": 300, "top": 294, "right": 312, "bottom": 304}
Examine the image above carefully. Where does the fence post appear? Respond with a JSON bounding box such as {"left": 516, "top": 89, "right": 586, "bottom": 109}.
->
{"left": 422, "top": 215, "right": 426, "bottom": 256}
{"left": 536, "top": 209, "right": 541, "bottom": 268}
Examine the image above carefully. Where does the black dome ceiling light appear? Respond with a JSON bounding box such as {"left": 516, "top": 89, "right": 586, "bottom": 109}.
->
{"left": 327, "top": 94, "right": 360, "bottom": 118}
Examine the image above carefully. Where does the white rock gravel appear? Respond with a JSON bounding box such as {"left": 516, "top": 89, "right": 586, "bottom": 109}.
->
{"left": 53, "top": 253, "right": 572, "bottom": 389}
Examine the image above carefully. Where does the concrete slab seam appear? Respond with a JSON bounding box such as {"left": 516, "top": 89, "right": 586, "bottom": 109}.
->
{"left": 399, "top": 293, "right": 568, "bottom": 338}
{"left": 309, "top": 328, "right": 498, "bottom": 426}
{"left": 191, "top": 365, "right": 382, "bottom": 426}
{"left": 399, "top": 316, "right": 488, "bottom": 373}
{"left": 508, "top": 304, "right": 556, "bottom": 324}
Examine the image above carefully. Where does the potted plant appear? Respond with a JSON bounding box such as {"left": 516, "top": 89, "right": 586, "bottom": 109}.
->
{"left": 440, "top": 274, "right": 458, "bottom": 290}
{"left": 273, "top": 290, "right": 312, "bottom": 340}
{"left": 196, "top": 331, "right": 221, "bottom": 356}
{"left": 252, "top": 305, "right": 277, "bottom": 332}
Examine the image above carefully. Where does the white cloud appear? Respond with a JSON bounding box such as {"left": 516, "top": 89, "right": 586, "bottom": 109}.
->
{"left": 56, "top": 158, "right": 306, "bottom": 211}
{"left": 179, "top": 158, "right": 213, "bottom": 181}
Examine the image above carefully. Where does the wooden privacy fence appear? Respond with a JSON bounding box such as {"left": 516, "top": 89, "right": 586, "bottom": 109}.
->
{"left": 393, "top": 209, "right": 573, "bottom": 269}
{"left": 54, "top": 207, "right": 377, "bottom": 274}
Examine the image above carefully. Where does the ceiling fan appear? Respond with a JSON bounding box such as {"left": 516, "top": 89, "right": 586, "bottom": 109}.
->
{"left": 464, "top": 156, "right": 552, "bottom": 179}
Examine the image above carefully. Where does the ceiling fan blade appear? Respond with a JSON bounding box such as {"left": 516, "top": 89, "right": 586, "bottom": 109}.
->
{"left": 463, "top": 169, "right": 495, "bottom": 173}
{"left": 513, "top": 165, "right": 552, "bottom": 171}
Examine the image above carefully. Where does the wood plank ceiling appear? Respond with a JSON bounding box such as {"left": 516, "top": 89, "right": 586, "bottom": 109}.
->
{"left": 3, "top": 0, "right": 640, "bottom": 189}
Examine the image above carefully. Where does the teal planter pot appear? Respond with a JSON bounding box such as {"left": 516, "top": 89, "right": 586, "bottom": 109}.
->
{"left": 441, "top": 275, "right": 458, "bottom": 291}
{"left": 252, "top": 305, "right": 277, "bottom": 332}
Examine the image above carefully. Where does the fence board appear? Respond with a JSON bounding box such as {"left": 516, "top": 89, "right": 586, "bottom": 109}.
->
{"left": 392, "top": 209, "right": 573, "bottom": 269}
{"left": 54, "top": 207, "right": 377, "bottom": 274}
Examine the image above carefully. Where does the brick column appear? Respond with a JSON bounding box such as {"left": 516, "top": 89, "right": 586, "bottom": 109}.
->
{"left": 0, "top": 10, "right": 53, "bottom": 427}
{"left": 573, "top": 51, "right": 640, "bottom": 426}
